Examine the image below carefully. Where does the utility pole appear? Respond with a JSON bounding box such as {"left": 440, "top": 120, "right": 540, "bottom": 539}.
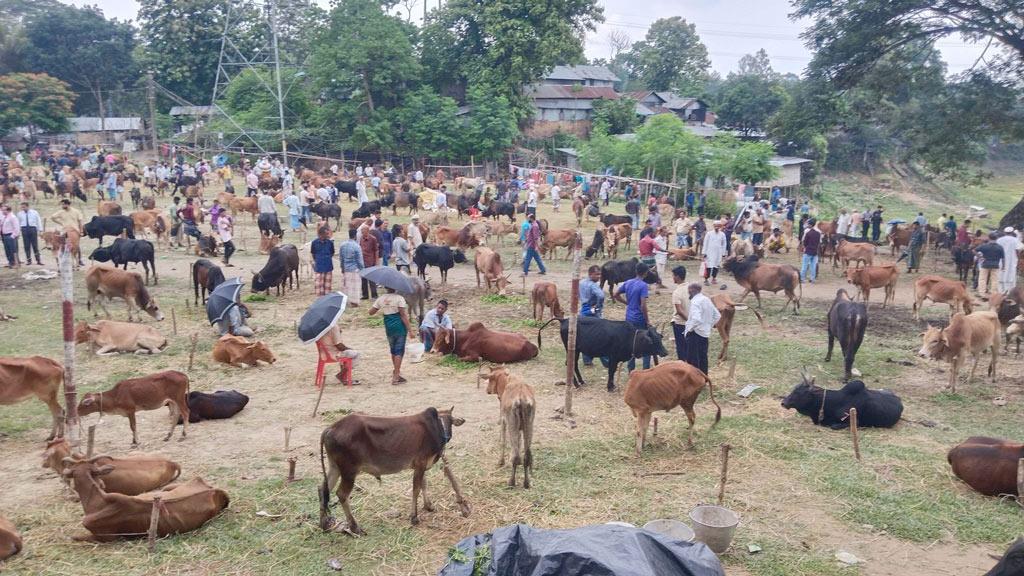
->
{"left": 267, "top": 0, "right": 288, "bottom": 167}
{"left": 146, "top": 73, "right": 159, "bottom": 153}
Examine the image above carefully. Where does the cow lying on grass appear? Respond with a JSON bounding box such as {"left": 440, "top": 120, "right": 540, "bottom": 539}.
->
{"left": 624, "top": 361, "right": 721, "bottom": 456}
{"left": 74, "top": 320, "right": 167, "bottom": 355}
{"left": 0, "top": 516, "right": 20, "bottom": 561}
{"left": 486, "top": 366, "right": 535, "bottom": 488}
{"left": 947, "top": 436, "right": 1023, "bottom": 497}
{"left": 781, "top": 372, "right": 902, "bottom": 429}
{"left": 432, "top": 323, "right": 538, "bottom": 363}
{"left": 42, "top": 438, "right": 180, "bottom": 495}
{"left": 212, "top": 335, "right": 277, "bottom": 368}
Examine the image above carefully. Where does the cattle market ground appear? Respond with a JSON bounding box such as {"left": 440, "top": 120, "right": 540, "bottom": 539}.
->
{"left": 1, "top": 171, "right": 1023, "bottom": 576}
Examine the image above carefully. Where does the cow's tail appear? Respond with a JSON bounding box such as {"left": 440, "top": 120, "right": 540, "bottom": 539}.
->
{"left": 318, "top": 429, "right": 334, "bottom": 530}
{"left": 706, "top": 373, "right": 722, "bottom": 426}
{"left": 535, "top": 317, "right": 560, "bottom": 349}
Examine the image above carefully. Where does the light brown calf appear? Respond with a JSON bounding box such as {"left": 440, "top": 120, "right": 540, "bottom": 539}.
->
{"left": 42, "top": 438, "right": 181, "bottom": 495}
{"left": 530, "top": 281, "right": 563, "bottom": 322}
{"left": 913, "top": 275, "right": 973, "bottom": 320}
{"left": 486, "top": 366, "right": 536, "bottom": 488}
{"left": 833, "top": 239, "right": 874, "bottom": 269}
{"left": 0, "top": 356, "right": 64, "bottom": 440}
{"left": 212, "top": 335, "right": 277, "bottom": 367}
{"left": 710, "top": 294, "right": 765, "bottom": 364}
{"left": 474, "top": 247, "right": 510, "bottom": 295}
{"left": 623, "top": 361, "right": 721, "bottom": 456}
{"left": 77, "top": 370, "right": 190, "bottom": 445}
{"left": 74, "top": 320, "right": 168, "bottom": 355}
{"left": 846, "top": 265, "right": 899, "bottom": 308}
{"left": 918, "top": 311, "right": 1000, "bottom": 393}
{"left": 85, "top": 266, "right": 164, "bottom": 322}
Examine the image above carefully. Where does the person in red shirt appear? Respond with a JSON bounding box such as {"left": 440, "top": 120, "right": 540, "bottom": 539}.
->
{"left": 359, "top": 223, "right": 379, "bottom": 299}
{"left": 638, "top": 230, "right": 656, "bottom": 271}
{"left": 956, "top": 219, "right": 971, "bottom": 247}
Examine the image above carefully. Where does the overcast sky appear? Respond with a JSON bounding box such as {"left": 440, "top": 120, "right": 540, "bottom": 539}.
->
{"left": 70, "top": 0, "right": 986, "bottom": 77}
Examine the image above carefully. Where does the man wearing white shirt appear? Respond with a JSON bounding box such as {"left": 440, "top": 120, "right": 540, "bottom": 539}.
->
{"left": 317, "top": 185, "right": 333, "bottom": 203}
{"left": 356, "top": 179, "right": 369, "bottom": 204}
{"left": 414, "top": 169, "right": 424, "bottom": 182}
{"left": 408, "top": 214, "right": 423, "bottom": 250}
{"left": 683, "top": 283, "right": 721, "bottom": 375}
{"left": 550, "top": 184, "right": 561, "bottom": 212}
{"left": 436, "top": 187, "right": 448, "bottom": 209}
{"left": 997, "top": 227, "right": 1022, "bottom": 291}
{"left": 356, "top": 165, "right": 364, "bottom": 177}
{"left": 257, "top": 190, "right": 276, "bottom": 215}
{"left": 836, "top": 209, "right": 851, "bottom": 238}
{"left": 526, "top": 187, "right": 538, "bottom": 217}
{"left": 17, "top": 201, "right": 42, "bottom": 265}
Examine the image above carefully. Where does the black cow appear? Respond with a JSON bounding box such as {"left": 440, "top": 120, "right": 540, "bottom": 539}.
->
{"left": 456, "top": 191, "right": 482, "bottom": 220}
{"left": 352, "top": 198, "right": 390, "bottom": 219}
{"left": 952, "top": 244, "right": 973, "bottom": 283}
{"left": 587, "top": 203, "right": 600, "bottom": 218}
{"left": 537, "top": 316, "right": 668, "bottom": 391}
{"left": 172, "top": 174, "right": 202, "bottom": 195}
{"left": 83, "top": 215, "right": 134, "bottom": 245}
{"left": 825, "top": 289, "right": 867, "bottom": 380}
{"left": 781, "top": 374, "right": 903, "bottom": 429}
{"left": 257, "top": 213, "right": 283, "bottom": 238}
{"left": 196, "top": 234, "right": 218, "bottom": 257}
{"left": 413, "top": 244, "right": 466, "bottom": 284}
{"left": 482, "top": 201, "right": 516, "bottom": 222}
{"left": 585, "top": 229, "right": 605, "bottom": 259}
{"left": 984, "top": 538, "right": 1024, "bottom": 576}
{"left": 89, "top": 238, "right": 157, "bottom": 285}
{"left": 599, "top": 258, "right": 661, "bottom": 297}
{"left": 251, "top": 244, "right": 300, "bottom": 295}
{"left": 310, "top": 202, "right": 342, "bottom": 230}
{"left": 183, "top": 390, "right": 249, "bottom": 423}
{"left": 192, "top": 258, "right": 225, "bottom": 305}
{"left": 333, "top": 180, "right": 358, "bottom": 202}
{"left": 600, "top": 214, "right": 632, "bottom": 227}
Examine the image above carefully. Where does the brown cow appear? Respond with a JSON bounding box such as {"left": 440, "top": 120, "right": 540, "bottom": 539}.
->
{"left": 474, "top": 247, "right": 510, "bottom": 295}
{"left": 41, "top": 438, "right": 181, "bottom": 495}
{"left": 918, "top": 311, "right": 999, "bottom": 392}
{"left": 710, "top": 293, "right": 765, "bottom": 364}
{"left": 77, "top": 370, "right": 190, "bottom": 445}
{"left": 723, "top": 255, "right": 802, "bottom": 313}
{"left": 0, "top": 356, "right": 64, "bottom": 440}
{"left": 846, "top": 265, "right": 899, "bottom": 308}
{"left": 228, "top": 196, "right": 258, "bottom": 221}
{"left": 833, "top": 238, "right": 874, "bottom": 269}
{"left": 611, "top": 223, "right": 632, "bottom": 249}
{"left": 540, "top": 228, "right": 577, "bottom": 260}
{"left": 74, "top": 320, "right": 168, "bottom": 355}
{"left": 86, "top": 266, "right": 164, "bottom": 322}
{"left": 988, "top": 287, "right": 1024, "bottom": 353}
{"left": 63, "top": 459, "right": 228, "bottom": 542}
{"left": 483, "top": 220, "right": 516, "bottom": 246}
{"left": 530, "top": 281, "right": 563, "bottom": 321}
{"left": 433, "top": 225, "right": 482, "bottom": 249}
{"left": 0, "top": 515, "right": 21, "bottom": 561}
{"left": 623, "top": 360, "right": 721, "bottom": 456}
{"left": 41, "top": 227, "right": 84, "bottom": 269}
{"left": 319, "top": 407, "right": 469, "bottom": 534}
{"left": 486, "top": 366, "right": 535, "bottom": 488}
{"left": 97, "top": 201, "right": 122, "bottom": 216}
{"left": 912, "top": 275, "right": 973, "bottom": 320}
{"left": 947, "top": 436, "right": 1023, "bottom": 497}
{"left": 667, "top": 247, "right": 697, "bottom": 260}
{"left": 887, "top": 224, "right": 911, "bottom": 257}
{"left": 212, "top": 335, "right": 277, "bottom": 367}
{"left": 432, "top": 323, "right": 539, "bottom": 363}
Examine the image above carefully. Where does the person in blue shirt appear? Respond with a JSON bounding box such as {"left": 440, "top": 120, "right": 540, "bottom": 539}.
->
{"left": 613, "top": 262, "right": 652, "bottom": 372}
{"left": 310, "top": 225, "right": 335, "bottom": 296}
{"left": 339, "top": 229, "right": 364, "bottom": 307}
{"left": 770, "top": 186, "right": 781, "bottom": 211}
{"left": 685, "top": 190, "right": 696, "bottom": 213}
{"left": 419, "top": 299, "right": 453, "bottom": 352}
{"left": 697, "top": 191, "right": 707, "bottom": 216}
{"left": 579, "top": 265, "right": 607, "bottom": 368}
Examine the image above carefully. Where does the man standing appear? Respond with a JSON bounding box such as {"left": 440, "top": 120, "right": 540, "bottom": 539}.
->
{"left": 625, "top": 196, "right": 640, "bottom": 229}
{"left": 0, "top": 205, "right": 20, "bottom": 267}
{"left": 522, "top": 213, "right": 546, "bottom": 276}
{"left": 360, "top": 222, "right": 379, "bottom": 300}
{"left": 905, "top": 221, "right": 926, "bottom": 273}
{"left": 17, "top": 202, "right": 42, "bottom": 265}
{"left": 283, "top": 190, "right": 301, "bottom": 232}
{"left": 339, "top": 229, "right": 364, "bottom": 307}
{"left": 50, "top": 198, "right": 83, "bottom": 233}
{"left": 943, "top": 215, "right": 957, "bottom": 249}
{"left": 419, "top": 299, "right": 452, "bottom": 352}
{"left": 913, "top": 212, "right": 928, "bottom": 227}
{"left": 870, "top": 206, "right": 884, "bottom": 243}
{"left": 579, "top": 264, "right": 606, "bottom": 367}
{"left": 525, "top": 186, "right": 537, "bottom": 217}
{"left": 684, "top": 283, "right": 721, "bottom": 375}
{"left": 218, "top": 212, "right": 235, "bottom": 266}
{"left": 801, "top": 218, "right": 821, "bottom": 283}
{"left": 245, "top": 170, "right": 259, "bottom": 197}
{"left": 836, "top": 209, "right": 851, "bottom": 239}
{"left": 701, "top": 221, "right": 727, "bottom": 285}
{"left": 670, "top": 266, "right": 689, "bottom": 361}
{"left": 600, "top": 179, "right": 612, "bottom": 206}
{"left": 550, "top": 182, "right": 561, "bottom": 212}
{"left": 975, "top": 232, "right": 1004, "bottom": 295}
{"left": 392, "top": 225, "right": 411, "bottom": 273}
{"left": 407, "top": 214, "right": 423, "bottom": 251}
{"left": 751, "top": 209, "right": 766, "bottom": 247}
{"left": 614, "top": 262, "right": 653, "bottom": 376}
{"left": 956, "top": 219, "right": 971, "bottom": 247}
{"left": 997, "top": 227, "right": 1022, "bottom": 292}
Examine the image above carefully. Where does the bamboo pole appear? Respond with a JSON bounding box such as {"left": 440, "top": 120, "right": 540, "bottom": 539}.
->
{"left": 849, "top": 408, "right": 861, "bottom": 461}
{"left": 284, "top": 426, "right": 293, "bottom": 451}
{"left": 171, "top": 308, "right": 178, "bottom": 336}
{"left": 187, "top": 333, "right": 198, "bottom": 371}
{"left": 1017, "top": 459, "right": 1024, "bottom": 500}
{"left": 86, "top": 425, "right": 96, "bottom": 458}
{"left": 717, "top": 443, "right": 732, "bottom": 505}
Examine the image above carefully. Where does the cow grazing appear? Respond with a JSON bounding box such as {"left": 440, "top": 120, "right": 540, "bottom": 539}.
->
{"left": 781, "top": 373, "right": 903, "bottom": 429}
{"left": 78, "top": 370, "right": 190, "bottom": 445}
{"left": 723, "top": 255, "right": 802, "bottom": 313}
{"left": 833, "top": 238, "right": 874, "bottom": 269}
{"left": 584, "top": 229, "right": 605, "bottom": 259}
{"left": 710, "top": 293, "right": 765, "bottom": 364}
{"left": 212, "top": 335, "right": 277, "bottom": 368}
{"left": 530, "top": 281, "right": 563, "bottom": 321}
{"left": 404, "top": 277, "right": 432, "bottom": 326}
{"left": 83, "top": 215, "right": 134, "bottom": 245}
{"left": 85, "top": 267, "right": 164, "bottom": 322}
{"left": 251, "top": 244, "right": 300, "bottom": 295}
{"left": 63, "top": 459, "right": 228, "bottom": 542}
{"left": 984, "top": 539, "right": 1024, "bottom": 576}
{"left": 413, "top": 244, "right": 466, "bottom": 284}
{"left": 624, "top": 360, "right": 721, "bottom": 456}
{"left": 192, "top": 259, "right": 226, "bottom": 306}
{"left": 825, "top": 289, "right": 868, "bottom": 380}
{"left": 846, "top": 265, "right": 899, "bottom": 308}
{"left": 989, "top": 287, "right": 1024, "bottom": 354}
{"left": 74, "top": 320, "right": 167, "bottom": 355}
{"left": 41, "top": 438, "right": 181, "bottom": 495}
{"left": 0, "top": 516, "right": 21, "bottom": 561}
{"left": 538, "top": 316, "right": 668, "bottom": 391}
{"left": 89, "top": 238, "right": 157, "bottom": 285}
{"left": 433, "top": 323, "right": 539, "bottom": 363}
{"left": 947, "top": 437, "right": 1023, "bottom": 497}
{"left": 474, "top": 247, "right": 510, "bottom": 295}
{"left": 319, "top": 407, "right": 469, "bottom": 534}
{"left": 486, "top": 366, "right": 536, "bottom": 488}
{"left": 184, "top": 390, "right": 249, "bottom": 423}
{"left": 918, "top": 311, "right": 1000, "bottom": 392}
{"left": 599, "top": 258, "right": 660, "bottom": 298}
{"left": 0, "top": 356, "right": 63, "bottom": 440}
{"left": 913, "top": 275, "right": 973, "bottom": 320}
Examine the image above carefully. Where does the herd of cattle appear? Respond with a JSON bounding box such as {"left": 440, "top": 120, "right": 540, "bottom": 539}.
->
{"left": 1, "top": 166, "right": 1023, "bottom": 573}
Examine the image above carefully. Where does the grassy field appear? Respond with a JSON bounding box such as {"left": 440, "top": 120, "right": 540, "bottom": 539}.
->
{"left": 0, "top": 167, "right": 1022, "bottom": 575}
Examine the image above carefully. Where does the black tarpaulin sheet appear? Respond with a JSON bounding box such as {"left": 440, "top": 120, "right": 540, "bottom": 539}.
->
{"left": 438, "top": 523, "right": 725, "bottom": 576}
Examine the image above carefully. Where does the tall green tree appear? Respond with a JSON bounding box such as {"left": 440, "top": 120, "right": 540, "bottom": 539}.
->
{"left": 620, "top": 17, "right": 710, "bottom": 94}
{"left": 712, "top": 51, "right": 788, "bottom": 136}
{"left": 462, "top": 84, "right": 518, "bottom": 160}
{"left": 0, "top": 19, "right": 26, "bottom": 75}
{"left": 23, "top": 4, "right": 137, "bottom": 117}
{"left": 634, "top": 113, "right": 703, "bottom": 183}
{"left": 395, "top": 87, "right": 459, "bottom": 159}
{"left": 0, "top": 72, "right": 74, "bottom": 136}
{"left": 592, "top": 97, "right": 639, "bottom": 135}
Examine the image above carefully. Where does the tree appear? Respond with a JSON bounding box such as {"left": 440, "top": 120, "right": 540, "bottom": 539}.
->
{"left": 462, "top": 84, "right": 518, "bottom": 160}
{"left": 0, "top": 72, "right": 74, "bottom": 136}
{"left": 0, "top": 20, "right": 26, "bottom": 75}
{"left": 23, "top": 4, "right": 137, "bottom": 119}
{"left": 713, "top": 51, "right": 788, "bottom": 136}
{"left": 395, "top": 87, "right": 459, "bottom": 159}
{"left": 634, "top": 113, "right": 703, "bottom": 183}
{"left": 621, "top": 17, "right": 710, "bottom": 94}
{"left": 592, "top": 97, "right": 639, "bottom": 135}
{"left": 211, "top": 68, "right": 313, "bottom": 152}
{"left": 737, "top": 49, "right": 775, "bottom": 79}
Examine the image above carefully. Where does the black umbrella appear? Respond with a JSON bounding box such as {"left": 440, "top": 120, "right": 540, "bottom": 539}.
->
{"left": 298, "top": 291, "right": 348, "bottom": 343}
{"left": 359, "top": 265, "right": 415, "bottom": 294}
{"left": 206, "top": 277, "right": 245, "bottom": 325}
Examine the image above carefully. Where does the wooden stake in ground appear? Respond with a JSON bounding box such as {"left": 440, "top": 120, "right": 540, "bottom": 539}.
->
{"left": 284, "top": 426, "right": 293, "bottom": 451}
{"left": 58, "top": 240, "right": 80, "bottom": 445}
{"left": 287, "top": 457, "right": 297, "bottom": 482}
{"left": 717, "top": 443, "right": 731, "bottom": 505}
{"left": 849, "top": 408, "right": 862, "bottom": 461}
{"left": 171, "top": 308, "right": 178, "bottom": 336}
{"left": 1016, "top": 458, "right": 1023, "bottom": 500}
{"left": 86, "top": 425, "right": 96, "bottom": 458}
{"left": 187, "top": 333, "right": 199, "bottom": 371}
{"left": 147, "top": 496, "right": 162, "bottom": 552}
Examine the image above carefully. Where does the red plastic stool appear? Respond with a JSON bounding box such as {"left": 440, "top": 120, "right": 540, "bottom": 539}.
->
{"left": 315, "top": 340, "right": 353, "bottom": 389}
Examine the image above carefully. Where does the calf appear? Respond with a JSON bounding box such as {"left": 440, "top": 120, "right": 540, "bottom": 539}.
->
{"left": 947, "top": 436, "right": 1023, "bottom": 497}
{"left": 192, "top": 258, "right": 225, "bottom": 306}
{"left": 0, "top": 355, "right": 64, "bottom": 440}
{"left": 319, "top": 407, "right": 469, "bottom": 534}
{"left": 540, "top": 228, "right": 577, "bottom": 260}
{"left": 710, "top": 294, "right": 764, "bottom": 364}
{"left": 483, "top": 220, "right": 516, "bottom": 246}
{"left": 913, "top": 275, "right": 973, "bottom": 320}
{"left": 403, "top": 276, "right": 432, "bottom": 326}
{"left": 77, "top": 370, "right": 190, "bottom": 445}
{"left": 413, "top": 244, "right": 466, "bottom": 284}
{"left": 83, "top": 215, "right": 134, "bottom": 245}
{"left": 251, "top": 244, "right": 299, "bottom": 295}
{"left": 846, "top": 265, "right": 898, "bottom": 308}
{"left": 825, "top": 289, "right": 868, "bottom": 380}
{"left": 41, "top": 438, "right": 181, "bottom": 495}
{"left": 474, "top": 247, "right": 510, "bottom": 295}
{"left": 89, "top": 238, "right": 157, "bottom": 285}
{"left": 624, "top": 361, "right": 721, "bottom": 456}
{"left": 918, "top": 311, "right": 1000, "bottom": 392}
{"left": 833, "top": 238, "right": 874, "bottom": 269}
{"left": 0, "top": 516, "right": 21, "bottom": 561}
{"left": 74, "top": 320, "right": 167, "bottom": 355}
{"left": 985, "top": 539, "right": 1024, "bottom": 576}
{"left": 212, "top": 335, "right": 277, "bottom": 367}
{"left": 530, "top": 281, "right": 563, "bottom": 321}
{"left": 184, "top": 390, "right": 249, "bottom": 423}
{"left": 42, "top": 227, "right": 84, "bottom": 268}
{"left": 486, "top": 366, "right": 536, "bottom": 488}
{"left": 599, "top": 258, "right": 660, "bottom": 298}
{"left": 584, "top": 229, "right": 605, "bottom": 259}
{"left": 781, "top": 373, "right": 903, "bottom": 429}
{"left": 433, "top": 323, "right": 539, "bottom": 363}
{"left": 63, "top": 459, "right": 228, "bottom": 542}
{"left": 989, "top": 287, "right": 1024, "bottom": 354}
{"left": 85, "top": 266, "right": 164, "bottom": 322}
{"left": 724, "top": 255, "right": 802, "bottom": 313}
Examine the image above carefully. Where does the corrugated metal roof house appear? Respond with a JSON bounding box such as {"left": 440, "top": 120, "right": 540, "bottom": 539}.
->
{"left": 542, "top": 65, "right": 620, "bottom": 87}
{"left": 67, "top": 117, "right": 142, "bottom": 132}
{"left": 627, "top": 91, "right": 713, "bottom": 124}
{"left": 524, "top": 85, "right": 620, "bottom": 138}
